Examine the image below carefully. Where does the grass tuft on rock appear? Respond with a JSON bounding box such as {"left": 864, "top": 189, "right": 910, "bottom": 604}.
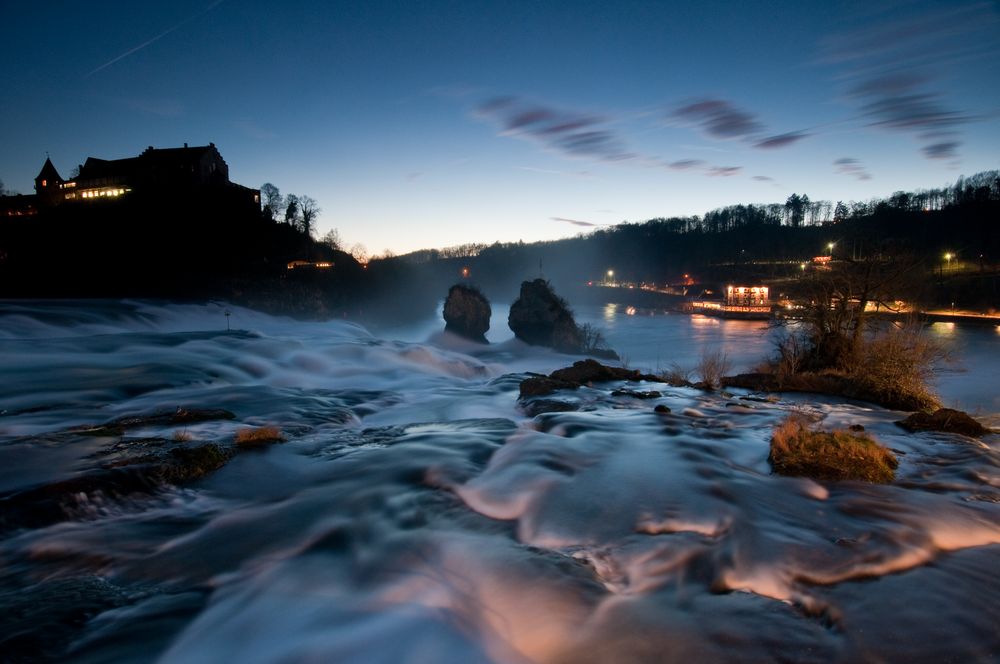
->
{"left": 234, "top": 426, "right": 285, "bottom": 446}
{"left": 769, "top": 416, "right": 898, "bottom": 483}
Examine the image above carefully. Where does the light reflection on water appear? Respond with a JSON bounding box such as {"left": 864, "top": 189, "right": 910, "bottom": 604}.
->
{"left": 409, "top": 301, "right": 997, "bottom": 418}
{"left": 931, "top": 321, "right": 957, "bottom": 336}
{"left": 574, "top": 304, "right": 772, "bottom": 377}
{"left": 571, "top": 304, "right": 999, "bottom": 418}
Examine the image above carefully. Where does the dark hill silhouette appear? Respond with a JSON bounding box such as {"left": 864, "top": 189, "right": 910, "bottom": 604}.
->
{"left": 1, "top": 168, "right": 996, "bottom": 319}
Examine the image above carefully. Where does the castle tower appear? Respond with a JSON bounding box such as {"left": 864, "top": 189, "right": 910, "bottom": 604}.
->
{"left": 34, "top": 157, "right": 63, "bottom": 206}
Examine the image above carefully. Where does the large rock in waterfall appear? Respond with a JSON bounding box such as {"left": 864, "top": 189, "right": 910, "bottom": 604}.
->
{"left": 443, "top": 283, "right": 491, "bottom": 343}
{"left": 507, "top": 279, "right": 585, "bottom": 352}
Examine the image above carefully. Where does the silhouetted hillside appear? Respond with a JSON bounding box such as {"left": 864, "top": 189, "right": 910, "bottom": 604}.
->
{"left": 0, "top": 190, "right": 365, "bottom": 315}
{"left": 2, "top": 169, "right": 997, "bottom": 318}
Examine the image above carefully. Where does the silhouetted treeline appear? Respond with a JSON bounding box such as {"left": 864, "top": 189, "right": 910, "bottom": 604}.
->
{"left": 370, "top": 170, "right": 1000, "bottom": 312}
{"left": 1, "top": 169, "right": 996, "bottom": 320}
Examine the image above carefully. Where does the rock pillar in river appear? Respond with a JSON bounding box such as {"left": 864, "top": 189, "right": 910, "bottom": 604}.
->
{"left": 443, "top": 284, "right": 492, "bottom": 343}
{"left": 507, "top": 279, "right": 585, "bottom": 353}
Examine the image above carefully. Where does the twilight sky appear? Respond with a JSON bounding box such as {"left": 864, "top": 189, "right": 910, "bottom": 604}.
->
{"left": 2, "top": 0, "right": 998, "bottom": 255}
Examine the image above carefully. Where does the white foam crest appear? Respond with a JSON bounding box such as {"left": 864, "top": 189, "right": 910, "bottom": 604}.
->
{"left": 636, "top": 515, "right": 732, "bottom": 538}
{"left": 454, "top": 427, "right": 590, "bottom": 523}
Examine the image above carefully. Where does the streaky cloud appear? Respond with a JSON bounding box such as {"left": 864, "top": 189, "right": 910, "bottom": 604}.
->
{"left": 707, "top": 166, "right": 741, "bottom": 177}
{"left": 551, "top": 216, "right": 597, "bottom": 227}
{"left": 667, "top": 159, "right": 705, "bottom": 170}
{"left": 834, "top": 157, "right": 872, "bottom": 181}
{"left": 672, "top": 99, "right": 762, "bottom": 140}
{"left": 754, "top": 132, "right": 810, "bottom": 149}
{"left": 475, "top": 96, "right": 633, "bottom": 161}
{"left": 818, "top": 3, "right": 996, "bottom": 162}
{"left": 817, "top": 2, "right": 1000, "bottom": 72}
{"left": 922, "top": 141, "right": 961, "bottom": 160}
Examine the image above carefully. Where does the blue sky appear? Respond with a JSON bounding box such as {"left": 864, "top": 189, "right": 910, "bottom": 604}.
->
{"left": 2, "top": 0, "right": 998, "bottom": 255}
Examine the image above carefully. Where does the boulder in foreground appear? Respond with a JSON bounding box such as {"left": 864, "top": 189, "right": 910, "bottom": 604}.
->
{"left": 896, "top": 408, "right": 990, "bottom": 437}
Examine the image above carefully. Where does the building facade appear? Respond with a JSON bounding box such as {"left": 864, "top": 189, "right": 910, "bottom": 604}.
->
{"left": 3, "top": 143, "right": 260, "bottom": 217}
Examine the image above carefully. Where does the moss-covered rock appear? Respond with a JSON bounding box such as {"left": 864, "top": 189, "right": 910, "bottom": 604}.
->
{"left": 233, "top": 426, "right": 286, "bottom": 447}
{"left": 769, "top": 416, "right": 898, "bottom": 483}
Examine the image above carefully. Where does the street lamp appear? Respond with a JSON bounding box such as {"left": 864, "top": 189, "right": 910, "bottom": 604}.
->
{"left": 607, "top": 269, "right": 614, "bottom": 285}
{"left": 826, "top": 242, "right": 835, "bottom": 255}
{"left": 944, "top": 252, "right": 954, "bottom": 271}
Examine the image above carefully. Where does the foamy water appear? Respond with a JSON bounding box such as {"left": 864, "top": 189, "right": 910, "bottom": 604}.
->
{"left": 0, "top": 300, "right": 997, "bottom": 663}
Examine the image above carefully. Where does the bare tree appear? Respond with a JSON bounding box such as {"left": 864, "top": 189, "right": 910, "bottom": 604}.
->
{"left": 793, "top": 254, "right": 923, "bottom": 369}
{"left": 260, "top": 183, "right": 283, "bottom": 222}
{"left": 349, "top": 243, "right": 369, "bottom": 264}
{"left": 320, "top": 228, "right": 342, "bottom": 251}
{"left": 298, "top": 195, "right": 320, "bottom": 237}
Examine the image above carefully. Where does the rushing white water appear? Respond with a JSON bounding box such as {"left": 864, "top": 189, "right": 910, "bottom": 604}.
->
{"left": 0, "top": 300, "right": 997, "bottom": 663}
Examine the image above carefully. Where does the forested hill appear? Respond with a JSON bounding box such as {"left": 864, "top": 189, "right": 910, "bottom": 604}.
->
{"left": 374, "top": 169, "right": 999, "bottom": 297}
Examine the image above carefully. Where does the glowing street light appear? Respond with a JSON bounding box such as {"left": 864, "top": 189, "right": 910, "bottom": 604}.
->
{"left": 826, "top": 242, "right": 835, "bottom": 254}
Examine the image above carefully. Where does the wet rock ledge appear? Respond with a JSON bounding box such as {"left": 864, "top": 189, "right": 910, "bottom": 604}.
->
{"left": 896, "top": 408, "right": 992, "bottom": 437}
{"left": 520, "top": 359, "right": 663, "bottom": 398}
{"left": 0, "top": 408, "right": 283, "bottom": 534}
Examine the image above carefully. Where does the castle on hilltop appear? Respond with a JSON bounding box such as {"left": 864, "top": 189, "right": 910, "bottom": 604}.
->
{"left": 2, "top": 143, "right": 260, "bottom": 217}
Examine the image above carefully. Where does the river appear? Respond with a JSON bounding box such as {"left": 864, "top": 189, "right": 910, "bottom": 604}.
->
{"left": 0, "top": 300, "right": 997, "bottom": 662}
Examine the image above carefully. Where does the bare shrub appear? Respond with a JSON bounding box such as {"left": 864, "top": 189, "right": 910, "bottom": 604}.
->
{"left": 776, "top": 332, "right": 808, "bottom": 377}
{"left": 234, "top": 426, "right": 285, "bottom": 446}
{"left": 172, "top": 429, "right": 194, "bottom": 442}
{"left": 697, "top": 348, "right": 731, "bottom": 390}
{"left": 660, "top": 362, "right": 692, "bottom": 385}
{"left": 846, "top": 322, "right": 946, "bottom": 411}
{"left": 578, "top": 323, "right": 608, "bottom": 353}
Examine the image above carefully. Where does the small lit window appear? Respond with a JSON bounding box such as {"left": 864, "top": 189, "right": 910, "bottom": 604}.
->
{"left": 41, "top": 179, "right": 47, "bottom": 187}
